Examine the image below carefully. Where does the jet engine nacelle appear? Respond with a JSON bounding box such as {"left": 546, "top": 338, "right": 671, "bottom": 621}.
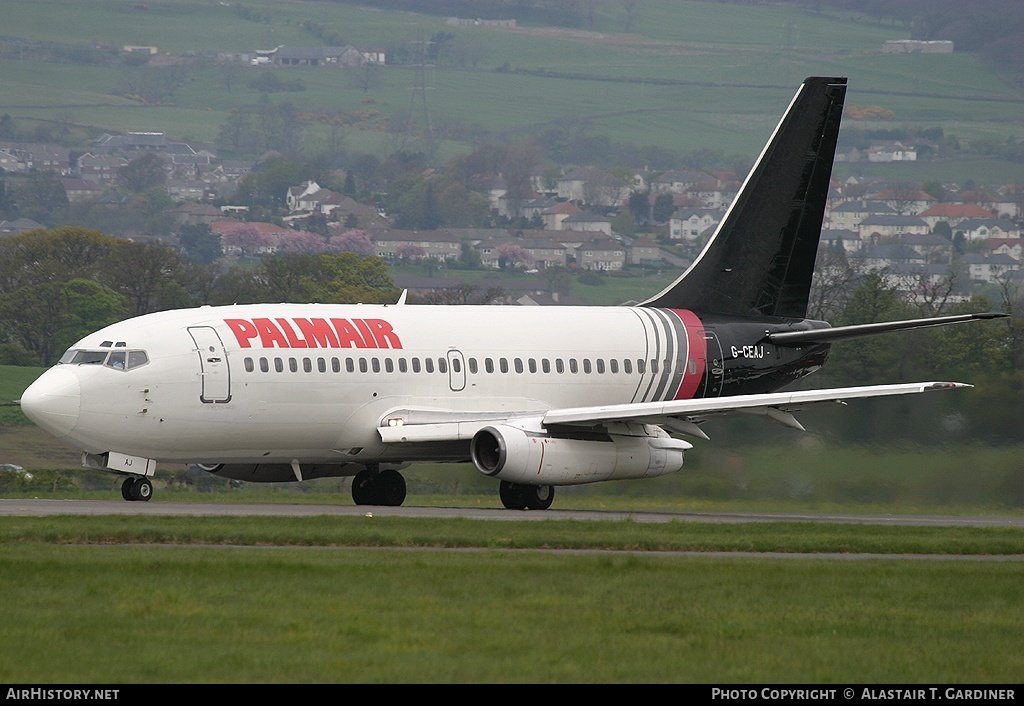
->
{"left": 470, "top": 424, "right": 690, "bottom": 486}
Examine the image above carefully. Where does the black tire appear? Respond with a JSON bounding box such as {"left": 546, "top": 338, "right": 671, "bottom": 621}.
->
{"left": 121, "top": 477, "right": 135, "bottom": 501}
{"left": 351, "top": 469, "right": 376, "bottom": 505}
{"left": 499, "top": 481, "right": 527, "bottom": 510}
{"left": 377, "top": 469, "right": 407, "bottom": 507}
{"left": 523, "top": 484, "right": 554, "bottom": 511}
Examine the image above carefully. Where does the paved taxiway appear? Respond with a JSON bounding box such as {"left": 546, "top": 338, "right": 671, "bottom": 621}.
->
{"left": 2, "top": 498, "right": 1024, "bottom": 528}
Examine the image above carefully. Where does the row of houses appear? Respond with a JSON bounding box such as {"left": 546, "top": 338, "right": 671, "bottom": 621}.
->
{"left": 241, "top": 45, "right": 386, "bottom": 67}
{"left": 213, "top": 218, "right": 660, "bottom": 272}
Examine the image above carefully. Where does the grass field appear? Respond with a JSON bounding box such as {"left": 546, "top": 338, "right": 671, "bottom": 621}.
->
{"left": 1, "top": 518, "right": 1023, "bottom": 682}
{"left": 0, "top": 0, "right": 1021, "bottom": 179}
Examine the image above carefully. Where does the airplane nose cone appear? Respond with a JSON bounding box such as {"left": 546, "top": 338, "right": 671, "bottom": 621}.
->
{"left": 20, "top": 368, "right": 81, "bottom": 438}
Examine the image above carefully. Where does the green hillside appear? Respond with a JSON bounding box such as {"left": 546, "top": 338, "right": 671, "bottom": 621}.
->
{"left": 0, "top": 0, "right": 1021, "bottom": 172}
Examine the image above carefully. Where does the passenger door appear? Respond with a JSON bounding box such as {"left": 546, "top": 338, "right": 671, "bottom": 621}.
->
{"left": 188, "top": 326, "right": 231, "bottom": 403}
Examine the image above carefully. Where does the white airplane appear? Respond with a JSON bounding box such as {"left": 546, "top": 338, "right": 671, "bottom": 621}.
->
{"left": 20, "top": 77, "right": 1004, "bottom": 508}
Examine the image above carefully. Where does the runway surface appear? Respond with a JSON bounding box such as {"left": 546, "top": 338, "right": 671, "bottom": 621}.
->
{"left": 3, "top": 497, "right": 1024, "bottom": 528}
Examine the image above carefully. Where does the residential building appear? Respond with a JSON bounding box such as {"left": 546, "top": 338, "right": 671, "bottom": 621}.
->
{"left": 670, "top": 208, "right": 722, "bottom": 240}
{"left": 373, "top": 230, "right": 463, "bottom": 262}
{"left": 858, "top": 214, "right": 930, "bottom": 240}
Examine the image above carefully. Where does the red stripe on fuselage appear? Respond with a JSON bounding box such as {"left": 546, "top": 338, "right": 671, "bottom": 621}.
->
{"left": 670, "top": 309, "right": 706, "bottom": 400}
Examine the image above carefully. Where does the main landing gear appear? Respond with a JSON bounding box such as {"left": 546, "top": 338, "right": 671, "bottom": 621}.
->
{"left": 499, "top": 481, "right": 555, "bottom": 510}
{"left": 351, "top": 466, "right": 407, "bottom": 507}
{"left": 120, "top": 476, "right": 152, "bottom": 502}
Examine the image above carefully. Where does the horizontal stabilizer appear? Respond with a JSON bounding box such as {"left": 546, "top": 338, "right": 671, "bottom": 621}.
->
{"left": 768, "top": 313, "right": 1008, "bottom": 346}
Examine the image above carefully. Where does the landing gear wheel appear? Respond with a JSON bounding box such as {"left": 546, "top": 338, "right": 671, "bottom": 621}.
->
{"left": 133, "top": 477, "right": 152, "bottom": 502}
{"left": 377, "top": 469, "right": 407, "bottom": 507}
{"left": 121, "top": 476, "right": 152, "bottom": 502}
{"left": 351, "top": 467, "right": 407, "bottom": 507}
{"left": 500, "top": 482, "right": 554, "bottom": 510}
{"left": 351, "top": 469, "right": 376, "bottom": 505}
{"left": 523, "top": 484, "right": 554, "bottom": 510}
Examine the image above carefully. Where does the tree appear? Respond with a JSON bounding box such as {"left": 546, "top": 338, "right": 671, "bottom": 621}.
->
{"left": 216, "top": 110, "right": 259, "bottom": 155}
{"left": 0, "top": 278, "right": 125, "bottom": 366}
{"left": 0, "top": 227, "right": 117, "bottom": 295}
{"left": 178, "top": 223, "right": 223, "bottom": 265}
{"left": 825, "top": 272, "right": 910, "bottom": 386}
{"left": 328, "top": 229, "right": 374, "bottom": 256}
{"left": 347, "top": 63, "right": 383, "bottom": 92}
{"left": 277, "top": 230, "right": 327, "bottom": 255}
{"left": 219, "top": 222, "right": 274, "bottom": 256}
{"left": 628, "top": 190, "right": 650, "bottom": 224}
{"left": 496, "top": 242, "right": 534, "bottom": 271}
{"left": 652, "top": 193, "right": 675, "bottom": 223}
{"left": 240, "top": 252, "right": 397, "bottom": 304}
{"left": 411, "top": 283, "right": 504, "bottom": 305}
{"left": 621, "top": 0, "right": 640, "bottom": 31}
{"left": 5, "top": 170, "right": 69, "bottom": 226}
{"left": 109, "top": 241, "right": 193, "bottom": 317}
{"left": 807, "top": 245, "right": 862, "bottom": 321}
{"left": 118, "top": 153, "right": 166, "bottom": 193}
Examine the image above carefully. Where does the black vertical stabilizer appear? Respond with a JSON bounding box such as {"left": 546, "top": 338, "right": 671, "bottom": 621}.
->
{"left": 642, "top": 77, "right": 847, "bottom": 318}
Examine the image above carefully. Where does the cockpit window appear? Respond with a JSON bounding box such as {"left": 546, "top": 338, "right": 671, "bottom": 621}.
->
{"left": 59, "top": 349, "right": 149, "bottom": 371}
{"left": 105, "top": 351, "right": 126, "bottom": 370}
{"left": 127, "top": 350, "right": 149, "bottom": 369}
{"left": 71, "top": 350, "right": 108, "bottom": 365}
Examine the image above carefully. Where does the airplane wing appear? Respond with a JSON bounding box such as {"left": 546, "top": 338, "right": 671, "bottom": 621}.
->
{"left": 378, "top": 382, "right": 969, "bottom": 443}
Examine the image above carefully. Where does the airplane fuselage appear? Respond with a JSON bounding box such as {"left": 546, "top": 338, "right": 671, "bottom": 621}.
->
{"left": 29, "top": 303, "right": 830, "bottom": 470}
